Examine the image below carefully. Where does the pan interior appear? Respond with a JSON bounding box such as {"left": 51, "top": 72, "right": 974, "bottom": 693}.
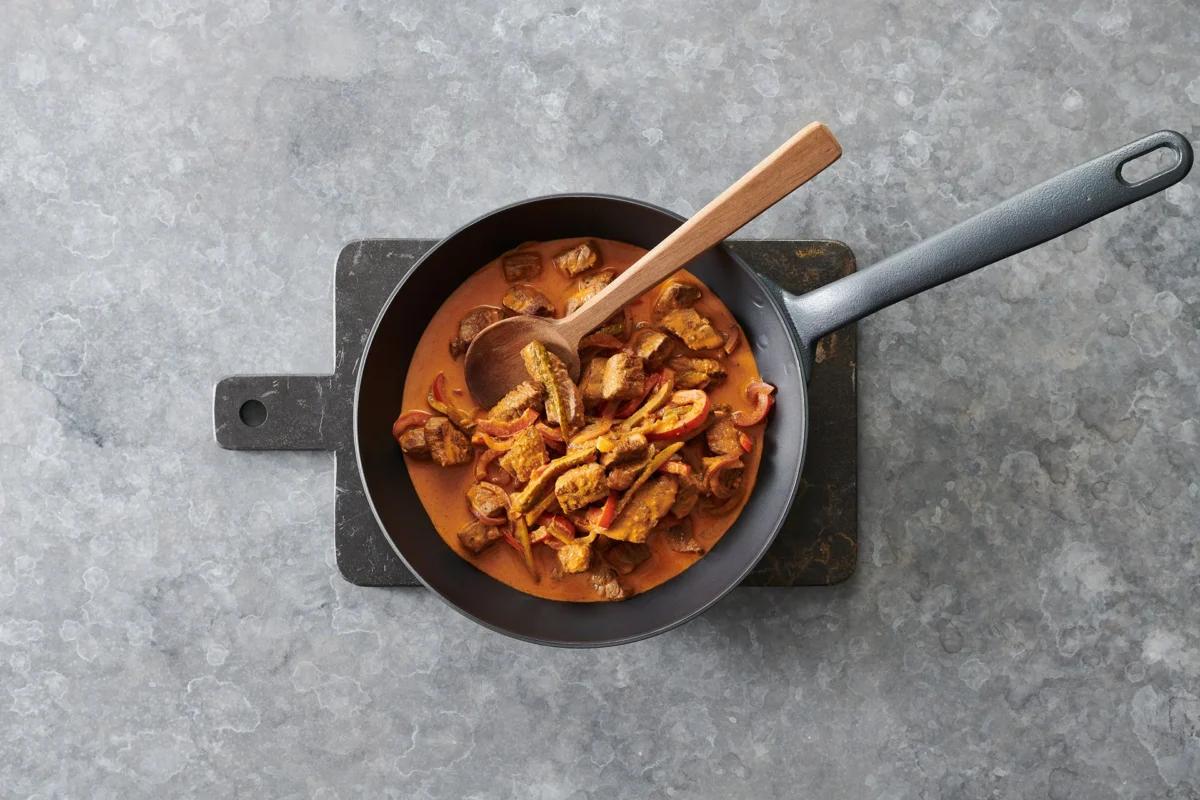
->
{"left": 354, "top": 195, "right": 808, "bottom": 646}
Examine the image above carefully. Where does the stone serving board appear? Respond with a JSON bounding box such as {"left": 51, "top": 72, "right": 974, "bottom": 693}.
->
{"left": 213, "top": 239, "right": 857, "bottom": 586}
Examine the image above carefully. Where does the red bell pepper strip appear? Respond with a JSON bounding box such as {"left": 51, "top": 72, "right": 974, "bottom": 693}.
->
{"left": 645, "top": 390, "right": 711, "bottom": 441}
{"left": 474, "top": 408, "right": 538, "bottom": 437}
{"left": 731, "top": 379, "right": 775, "bottom": 428}
{"left": 391, "top": 410, "right": 432, "bottom": 442}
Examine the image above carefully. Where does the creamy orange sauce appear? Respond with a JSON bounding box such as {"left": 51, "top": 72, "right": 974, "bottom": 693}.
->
{"left": 400, "top": 238, "right": 765, "bottom": 601}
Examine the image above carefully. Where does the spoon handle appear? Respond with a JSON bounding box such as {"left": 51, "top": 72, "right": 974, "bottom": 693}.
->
{"left": 557, "top": 122, "right": 842, "bottom": 341}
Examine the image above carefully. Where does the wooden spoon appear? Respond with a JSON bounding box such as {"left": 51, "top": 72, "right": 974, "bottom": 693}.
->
{"left": 464, "top": 122, "right": 842, "bottom": 407}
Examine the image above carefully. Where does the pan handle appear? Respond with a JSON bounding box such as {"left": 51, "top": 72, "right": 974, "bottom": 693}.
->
{"left": 784, "top": 130, "right": 1193, "bottom": 367}
{"left": 213, "top": 374, "right": 335, "bottom": 450}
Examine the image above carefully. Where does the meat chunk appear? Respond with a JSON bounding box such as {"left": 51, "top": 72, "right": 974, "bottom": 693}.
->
{"left": 487, "top": 381, "right": 544, "bottom": 422}
{"left": 565, "top": 270, "right": 615, "bottom": 314}
{"left": 660, "top": 308, "right": 725, "bottom": 351}
{"left": 521, "top": 341, "right": 584, "bottom": 437}
{"left": 600, "top": 432, "right": 648, "bottom": 467}
{"left": 705, "top": 418, "right": 743, "bottom": 456}
{"left": 589, "top": 566, "right": 628, "bottom": 601}
{"left": 397, "top": 426, "right": 430, "bottom": 458}
{"left": 579, "top": 358, "right": 607, "bottom": 404}
{"left": 606, "top": 462, "right": 643, "bottom": 491}
{"left": 632, "top": 329, "right": 673, "bottom": 369}
{"left": 604, "top": 541, "right": 651, "bottom": 575}
{"left": 556, "top": 537, "right": 594, "bottom": 574}
{"left": 553, "top": 240, "right": 603, "bottom": 277}
{"left": 457, "top": 520, "right": 503, "bottom": 555}
{"left": 653, "top": 280, "right": 703, "bottom": 318}
{"left": 502, "top": 284, "right": 555, "bottom": 317}
{"left": 502, "top": 249, "right": 542, "bottom": 282}
{"left": 554, "top": 463, "right": 608, "bottom": 513}
{"left": 424, "top": 417, "right": 472, "bottom": 466}
{"left": 449, "top": 305, "right": 504, "bottom": 357}
{"left": 662, "top": 518, "right": 704, "bottom": 554}
{"left": 669, "top": 356, "right": 726, "bottom": 389}
{"left": 605, "top": 475, "right": 678, "bottom": 543}
{"left": 601, "top": 352, "right": 645, "bottom": 401}
{"left": 669, "top": 472, "right": 703, "bottom": 517}
{"left": 509, "top": 447, "right": 597, "bottom": 514}
{"left": 499, "top": 427, "right": 548, "bottom": 483}
{"left": 467, "top": 481, "right": 509, "bottom": 522}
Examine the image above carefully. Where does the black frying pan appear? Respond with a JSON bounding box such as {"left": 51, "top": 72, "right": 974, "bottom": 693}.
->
{"left": 355, "top": 130, "right": 1192, "bottom": 647}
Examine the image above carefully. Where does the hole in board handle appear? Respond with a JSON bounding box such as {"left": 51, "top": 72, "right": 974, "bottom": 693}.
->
{"left": 239, "top": 399, "right": 268, "bottom": 427}
{"left": 1118, "top": 144, "right": 1179, "bottom": 185}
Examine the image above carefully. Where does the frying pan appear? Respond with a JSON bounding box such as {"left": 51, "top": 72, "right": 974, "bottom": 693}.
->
{"left": 356, "top": 130, "right": 1192, "bottom": 647}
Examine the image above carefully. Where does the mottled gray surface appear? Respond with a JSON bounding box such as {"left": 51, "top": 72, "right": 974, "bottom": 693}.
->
{"left": 2, "top": 0, "right": 1198, "bottom": 797}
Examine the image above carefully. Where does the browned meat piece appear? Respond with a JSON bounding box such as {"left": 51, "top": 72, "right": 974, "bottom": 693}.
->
{"left": 565, "top": 270, "right": 615, "bottom": 314}
{"left": 457, "top": 520, "right": 503, "bottom": 555}
{"left": 509, "top": 447, "right": 597, "bottom": 514}
{"left": 669, "top": 356, "right": 726, "bottom": 389}
{"left": 605, "top": 475, "right": 677, "bottom": 543}
{"left": 502, "top": 284, "right": 555, "bottom": 317}
{"left": 467, "top": 481, "right": 509, "bottom": 521}
{"left": 449, "top": 305, "right": 504, "bottom": 357}
{"left": 604, "top": 541, "right": 651, "bottom": 575}
{"left": 556, "top": 536, "right": 595, "bottom": 574}
{"left": 670, "top": 471, "right": 703, "bottom": 517}
{"left": 554, "top": 463, "right": 608, "bottom": 513}
{"left": 499, "top": 427, "right": 547, "bottom": 483}
{"left": 601, "top": 352, "right": 645, "bottom": 401}
{"left": 397, "top": 426, "right": 430, "bottom": 458}
{"left": 521, "top": 341, "right": 584, "bottom": 437}
{"left": 662, "top": 518, "right": 704, "bottom": 554}
{"left": 632, "top": 329, "right": 673, "bottom": 369}
{"left": 553, "top": 240, "right": 603, "bottom": 277}
{"left": 579, "top": 358, "right": 607, "bottom": 404}
{"left": 600, "top": 432, "right": 648, "bottom": 467}
{"left": 424, "top": 417, "right": 472, "bottom": 466}
{"left": 589, "top": 566, "right": 628, "bottom": 601}
{"left": 606, "top": 462, "right": 642, "bottom": 491}
{"left": 705, "top": 418, "right": 742, "bottom": 456}
{"left": 660, "top": 308, "right": 725, "bottom": 351}
{"left": 487, "top": 380, "right": 544, "bottom": 421}
{"left": 502, "top": 249, "right": 542, "bottom": 282}
{"left": 653, "top": 280, "right": 702, "bottom": 318}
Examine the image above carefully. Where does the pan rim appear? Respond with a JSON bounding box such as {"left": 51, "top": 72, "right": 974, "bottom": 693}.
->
{"left": 353, "top": 192, "right": 809, "bottom": 647}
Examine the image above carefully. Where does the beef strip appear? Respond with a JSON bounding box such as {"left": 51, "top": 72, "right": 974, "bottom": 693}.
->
{"left": 604, "top": 475, "right": 678, "bottom": 543}
{"left": 600, "top": 432, "right": 648, "bottom": 467}
{"left": 705, "top": 418, "right": 743, "bottom": 456}
{"left": 565, "top": 269, "right": 615, "bottom": 314}
{"left": 553, "top": 240, "right": 603, "bottom": 277}
{"left": 425, "top": 417, "right": 473, "bottom": 466}
{"left": 554, "top": 463, "right": 608, "bottom": 513}
{"left": 397, "top": 426, "right": 430, "bottom": 458}
{"left": 669, "top": 356, "right": 726, "bottom": 389}
{"left": 632, "top": 329, "right": 673, "bottom": 369}
{"left": 579, "top": 357, "right": 607, "bottom": 405}
{"left": 662, "top": 518, "right": 704, "bottom": 554}
{"left": 589, "top": 565, "right": 628, "bottom": 601}
{"left": 499, "top": 427, "right": 548, "bottom": 483}
{"left": 467, "top": 481, "right": 509, "bottom": 521}
{"left": 660, "top": 308, "right": 725, "bottom": 351}
{"left": 603, "top": 541, "right": 651, "bottom": 575}
{"left": 653, "top": 280, "right": 703, "bottom": 319}
{"left": 487, "top": 381, "right": 544, "bottom": 421}
{"left": 669, "top": 472, "right": 704, "bottom": 517}
{"left": 606, "top": 462, "right": 643, "bottom": 491}
{"left": 502, "top": 284, "right": 555, "bottom": 317}
{"left": 449, "top": 305, "right": 504, "bottom": 357}
{"left": 502, "top": 249, "right": 542, "bottom": 282}
{"left": 457, "top": 520, "right": 503, "bottom": 555}
{"left": 601, "top": 352, "right": 645, "bottom": 401}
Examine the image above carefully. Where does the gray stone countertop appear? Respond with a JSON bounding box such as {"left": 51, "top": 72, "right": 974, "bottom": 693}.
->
{"left": 2, "top": 1, "right": 1199, "bottom": 797}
